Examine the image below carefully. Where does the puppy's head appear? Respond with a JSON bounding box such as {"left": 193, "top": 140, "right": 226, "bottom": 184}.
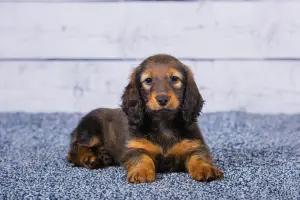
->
{"left": 121, "top": 54, "right": 204, "bottom": 128}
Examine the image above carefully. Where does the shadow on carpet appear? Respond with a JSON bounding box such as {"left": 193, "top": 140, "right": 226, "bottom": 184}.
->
{"left": 0, "top": 111, "right": 299, "bottom": 200}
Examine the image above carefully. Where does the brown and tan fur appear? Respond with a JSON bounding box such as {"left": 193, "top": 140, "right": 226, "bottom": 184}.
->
{"left": 67, "top": 54, "right": 224, "bottom": 184}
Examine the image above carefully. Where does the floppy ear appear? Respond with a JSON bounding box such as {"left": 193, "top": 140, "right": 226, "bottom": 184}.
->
{"left": 121, "top": 69, "right": 144, "bottom": 131}
{"left": 181, "top": 66, "right": 205, "bottom": 125}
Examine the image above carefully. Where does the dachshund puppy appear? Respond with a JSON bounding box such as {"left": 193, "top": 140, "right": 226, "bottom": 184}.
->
{"left": 67, "top": 54, "right": 224, "bottom": 184}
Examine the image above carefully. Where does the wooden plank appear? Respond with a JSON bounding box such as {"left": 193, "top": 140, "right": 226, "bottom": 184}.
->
{"left": 1, "top": 1, "right": 300, "bottom": 58}
{"left": 1, "top": 60, "right": 300, "bottom": 114}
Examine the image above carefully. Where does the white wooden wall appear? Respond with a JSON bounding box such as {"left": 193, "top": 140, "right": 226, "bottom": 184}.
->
{"left": 1, "top": 1, "right": 300, "bottom": 114}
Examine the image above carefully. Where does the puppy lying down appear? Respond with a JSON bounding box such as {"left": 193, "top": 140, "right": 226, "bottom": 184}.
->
{"left": 67, "top": 54, "right": 224, "bottom": 184}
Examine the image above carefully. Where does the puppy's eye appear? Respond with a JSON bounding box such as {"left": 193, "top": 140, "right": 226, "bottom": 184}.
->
{"left": 144, "top": 77, "right": 152, "bottom": 84}
{"left": 171, "top": 76, "right": 180, "bottom": 83}
{"left": 170, "top": 75, "right": 182, "bottom": 88}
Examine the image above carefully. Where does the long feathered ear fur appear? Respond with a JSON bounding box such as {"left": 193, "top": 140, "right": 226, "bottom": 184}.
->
{"left": 121, "top": 68, "right": 144, "bottom": 131}
{"left": 181, "top": 66, "right": 205, "bottom": 125}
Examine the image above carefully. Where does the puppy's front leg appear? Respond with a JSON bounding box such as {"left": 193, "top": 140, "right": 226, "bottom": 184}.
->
{"left": 124, "top": 153, "right": 156, "bottom": 184}
{"left": 121, "top": 138, "right": 163, "bottom": 184}
{"left": 185, "top": 153, "right": 224, "bottom": 182}
{"left": 166, "top": 139, "right": 224, "bottom": 182}
{"left": 184, "top": 141, "right": 224, "bottom": 182}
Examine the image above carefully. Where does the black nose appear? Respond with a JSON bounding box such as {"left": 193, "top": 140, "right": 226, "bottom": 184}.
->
{"left": 156, "top": 95, "right": 170, "bottom": 106}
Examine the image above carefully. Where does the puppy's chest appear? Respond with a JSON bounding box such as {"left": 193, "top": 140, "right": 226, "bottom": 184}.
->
{"left": 150, "top": 127, "right": 180, "bottom": 152}
{"left": 151, "top": 129, "right": 188, "bottom": 173}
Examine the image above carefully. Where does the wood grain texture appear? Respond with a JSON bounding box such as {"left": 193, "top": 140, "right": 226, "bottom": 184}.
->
{"left": 1, "top": 1, "right": 299, "bottom": 113}
{"left": 1, "top": 61, "right": 299, "bottom": 113}
{"left": 0, "top": 1, "right": 299, "bottom": 58}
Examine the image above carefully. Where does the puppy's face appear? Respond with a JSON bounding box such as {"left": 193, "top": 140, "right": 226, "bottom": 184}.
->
{"left": 121, "top": 54, "right": 204, "bottom": 127}
{"left": 139, "top": 63, "right": 184, "bottom": 113}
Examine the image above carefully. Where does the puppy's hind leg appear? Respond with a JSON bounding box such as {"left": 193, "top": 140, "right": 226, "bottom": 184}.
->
{"left": 66, "top": 111, "right": 113, "bottom": 169}
{"left": 67, "top": 141, "right": 101, "bottom": 169}
{"left": 67, "top": 143, "right": 113, "bottom": 169}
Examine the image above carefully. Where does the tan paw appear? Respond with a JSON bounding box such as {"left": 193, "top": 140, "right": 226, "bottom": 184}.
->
{"left": 67, "top": 144, "right": 101, "bottom": 169}
{"left": 187, "top": 156, "right": 224, "bottom": 182}
{"left": 189, "top": 164, "right": 224, "bottom": 182}
{"left": 127, "top": 168, "right": 156, "bottom": 184}
{"left": 80, "top": 153, "right": 99, "bottom": 169}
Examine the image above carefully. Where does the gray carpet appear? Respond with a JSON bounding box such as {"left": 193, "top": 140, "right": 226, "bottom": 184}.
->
{"left": 0, "top": 111, "right": 299, "bottom": 200}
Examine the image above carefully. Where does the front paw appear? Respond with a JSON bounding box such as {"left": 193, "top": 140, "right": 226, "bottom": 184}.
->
{"left": 127, "top": 168, "right": 156, "bottom": 184}
{"left": 189, "top": 164, "right": 224, "bottom": 182}
{"left": 187, "top": 156, "right": 224, "bottom": 182}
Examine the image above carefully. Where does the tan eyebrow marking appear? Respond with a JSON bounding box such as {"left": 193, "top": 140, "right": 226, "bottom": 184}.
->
{"left": 167, "top": 68, "right": 183, "bottom": 81}
{"left": 167, "top": 68, "right": 183, "bottom": 88}
{"left": 141, "top": 71, "right": 152, "bottom": 90}
{"left": 140, "top": 71, "right": 151, "bottom": 82}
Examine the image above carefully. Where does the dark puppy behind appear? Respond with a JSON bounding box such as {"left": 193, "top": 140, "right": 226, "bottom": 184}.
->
{"left": 67, "top": 54, "right": 224, "bottom": 184}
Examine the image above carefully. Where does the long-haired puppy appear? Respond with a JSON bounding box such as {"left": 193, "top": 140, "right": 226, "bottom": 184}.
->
{"left": 67, "top": 54, "right": 224, "bottom": 184}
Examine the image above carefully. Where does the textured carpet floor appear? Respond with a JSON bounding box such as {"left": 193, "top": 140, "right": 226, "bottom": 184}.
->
{"left": 0, "top": 111, "right": 299, "bottom": 200}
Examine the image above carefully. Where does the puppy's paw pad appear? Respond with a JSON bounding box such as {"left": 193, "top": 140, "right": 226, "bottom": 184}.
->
{"left": 189, "top": 165, "right": 224, "bottom": 182}
{"left": 127, "top": 169, "right": 156, "bottom": 184}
